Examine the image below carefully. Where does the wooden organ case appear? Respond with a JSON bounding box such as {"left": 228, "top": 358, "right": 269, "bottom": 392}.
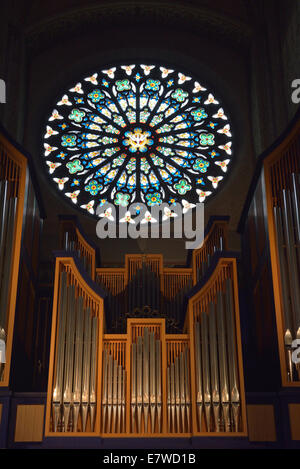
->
{"left": 0, "top": 125, "right": 45, "bottom": 389}
{"left": 44, "top": 218, "right": 247, "bottom": 439}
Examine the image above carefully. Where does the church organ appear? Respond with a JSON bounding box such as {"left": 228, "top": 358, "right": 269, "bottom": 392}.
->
{"left": 239, "top": 114, "right": 300, "bottom": 389}
{"left": 1, "top": 111, "right": 300, "bottom": 447}
{"left": 43, "top": 243, "right": 247, "bottom": 437}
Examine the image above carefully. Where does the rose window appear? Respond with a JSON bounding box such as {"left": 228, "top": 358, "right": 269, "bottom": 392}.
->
{"left": 42, "top": 63, "right": 233, "bottom": 216}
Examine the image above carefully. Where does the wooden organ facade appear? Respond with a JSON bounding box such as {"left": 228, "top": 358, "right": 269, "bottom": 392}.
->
{"left": 44, "top": 251, "right": 246, "bottom": 438}
{"left": 0, "top": 126, "right": 45, "bottom": 391}
{"left": 1, "top": 110, "right": 300, "bottom": 448}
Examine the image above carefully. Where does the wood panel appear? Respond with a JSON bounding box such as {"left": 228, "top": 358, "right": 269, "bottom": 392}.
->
{"left": 247, "top": 404, "right": 276, "bottom": 442}
{"left": 14, "top": 404, "right": 45, "bottom": 442}
{"left": 288, "top": 404, "right": 300, "bottom": 440}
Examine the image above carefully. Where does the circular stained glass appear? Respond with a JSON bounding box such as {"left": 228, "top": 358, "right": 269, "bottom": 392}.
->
{"left": 42, "top": 63, "right": 233, "bottom": 216}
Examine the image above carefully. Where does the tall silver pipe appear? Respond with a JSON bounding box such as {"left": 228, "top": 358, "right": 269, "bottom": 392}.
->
{"left": 90, "top": 315, "right": 98, "bottom": 431}
{"left": 175, "top": 356, "right": 180, "bottom": 432}
{"left": 82, "top": 307, "right": 92, "bottom": 432}
{"left": 184, "top": 348, "right": 191, "bottom": 432}
{"left": 282, "top": 189, "right": 300, "bottom": 339}
{"left": 274, "top": 206, "right": 294, "bottom": 380}
{"left": 225, "top": 278, "right": 240, "bottom": 432}
{"left": 216, "top": 292, "right": 230, "bottom": 432}
{"left": 194, "top": 321, "right": 203, "bottom": 431}
{"left": 180, "top": 351, "right": 186, "bottom": 432}
{"left": 102, "top": 349, "right": 108, "bottom": 432}
{"left": 156, "top": 339, "right": 162, "bottom": 433}
{"left": 52, "top": 272, "right": 67, "bottom": 432}
{"left": 117, "top": 364, "right": 122, "bottom": 433}
{"left": 131, "top": 343, "right": 137, "bottom": 432}
{"left": 136, "top": 336, "right": 143, "bottom": 433}
{"left": 72, "top": 297, "right": 84, "bottom": 431}
{"left": 112, "top": 358, "right": 118, "bottom": 433}
{"left": 150, "top": 331, "right": 156, "bottom": 433}
{"left": 167, "top": 366, "right": 171, "bottom": 432}
{"left": 62, "top": 285, "right": 76, "bottom": 431}
{"left": 201, "top": 311, "right": 211, "bottom": 432}
{"left": 209, "top": 302, "right": 221, "bottom": 432}
{"left": 107, "top": 353, "right": 113, "bottom": 433}
{"left": 122, "top": 368, "right": 126, "bottom": 432}
{"left": 170, "top": 362, "right": 175, "bottom": 433}
{"left": 143, "top": 328, "right": 150, "bottom": 432}
{"left": 292, "top": 174, "right": 300, "bottom": 245}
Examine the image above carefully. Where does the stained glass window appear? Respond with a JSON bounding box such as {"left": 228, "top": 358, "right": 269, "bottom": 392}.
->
{"left": 43, "top": 63, "right": 233, "bottom": 216}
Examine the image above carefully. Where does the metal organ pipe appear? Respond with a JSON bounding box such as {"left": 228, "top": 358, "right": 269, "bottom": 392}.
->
{"left": 192, "top": 278, "right": 241, "bottom": 433}
{"left": 130, "top": 328, "right": 162, "bottom": 434}
{"left": 51, "top": 273, "right": 99, "bottom": 433}
{"left": 273, "top": 175, "right": 300, "bottom": 382}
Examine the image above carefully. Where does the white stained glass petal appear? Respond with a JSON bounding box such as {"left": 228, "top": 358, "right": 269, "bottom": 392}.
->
{"left": 44, "top": 143, "right": 58, "bottom": 156}
{"left": 141, "top": 211, "right": 157, "bottom": 224}
{"left": 80, "top": 200, "right": 95, "bottom": 214}
{"left": 182, "top": 199, "right": 196, "bottom": 213}
{"left": 204, "top": 93, "right": 219, "bottom": 105}
{"left": 217, "top": 124, "right": 232, "bottom": 137}
{"left": 213, "top": 108, "right": 228, "bottom": 120}
{"left": 120, "top": 211, "right": 135, "bottom": 223}
{"left": 178, "top": 73, "right": 191, "bottom": 84}
{"left": 193, "top": 81, "right": 207, "bottom": 93}
{"left": 121, "top": 65, "right": 135, "bottom": 75}
{"left": 66, "top": 190, "right": 80, "bottom": 203}
{"left": 44, "top": 126, "right": 58, "bottom": 138}
{"left": 162, "top": 207, "right": 177, "bottom": 220}
{"left": 207, "top": 176, "right": 223, "bottom": 188}
{"left": 99, "top": 207, "right": 114, "bottom": 220}
{"left": 102, "top": 68, "right": 116, "bottom": 78}
{"left": 84, "top": 73, "right": 98, "bottom": 84}
{"left": 214, "top": 159, "right": 230, "bottom": 172}
{"left": 46, "top": 161, "right": 61, "bottom": 174}
{"left": 57, "top": 94, "right": 72, "bottom": 106}
{"left": 218, "top": 142, "right": 232, "bottom": 155}
{"left": 69, "top": 83, "right": 83, "bottom": 94}
{"left": 49, "top": 109, "right": 63, "bottom": 121}
{"left": 160, "top": 67, "right": 174, "bottom": 78}
{"left": 141, "top": 64, "right": 155, "bottom": 75}
{"left": 54, "top": 177, "right": 69, "bottom": 190}
{"left": 196, "top": 190, "right": 212, "bottom": 202}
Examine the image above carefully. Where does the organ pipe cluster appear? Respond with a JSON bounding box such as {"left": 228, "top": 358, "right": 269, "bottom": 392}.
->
{"left": 99, "top": 262, "right": 189, "bottom": 334}
{"left": 0, "top": 179, "right": 17, "bottom": 381}
{"left": 273, "top": 173, "right": 300, "bottom": 382}
{"left": 47, "top": 258, "right": 245, "bottom": 436}
{"left": 167, "top": 346, "right": 191, "bottom": 433}
{"left": 195, "top": 235, "right": 224, "bottom": 282}
{"left": 194, "top": 278, "right": 240, "bottom": 432}
{"left": 64, "top": 231, "right": 92, "bottom": 277}
{"left": 102, "top": 349, "right": 126, "bottom": 433}
{"left": 131, "top": 328, "right": 162, "bottom": 433}
{"left": 52, "top": 271, "right": 98, "bottom": 432}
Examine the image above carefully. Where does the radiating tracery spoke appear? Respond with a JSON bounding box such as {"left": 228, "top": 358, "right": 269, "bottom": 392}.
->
{"left": 42, "top": 64, "right": 233, "bottom": 216}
